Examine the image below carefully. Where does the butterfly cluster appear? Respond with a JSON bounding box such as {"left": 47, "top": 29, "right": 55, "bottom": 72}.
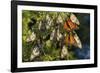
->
{"left": 22, "top": 11, "right": 82, "bottom": 61}
{"left": 64, "top": 14, "right": 82, "bottom": 49}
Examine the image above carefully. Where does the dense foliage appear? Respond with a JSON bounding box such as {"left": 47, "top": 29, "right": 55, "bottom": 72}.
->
{"left": 22, "top": 10, "right": 85, "bottom": 62}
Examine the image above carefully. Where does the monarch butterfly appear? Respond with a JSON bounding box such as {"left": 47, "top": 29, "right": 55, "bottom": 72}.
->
{"left": 61, "top": 45, "right": 68, "bottom": 59}
{"left": 63, "top": 13, "right": 80, "bottom": 32}
{"left": 57, "top": 15, "right": 63, "bottom": 24}
{"left": 30, "top": 46, "right": 40, "bottom": 61}
{"left": 46, "top": 14, "right": 53, "bottom": 29}
{"left": 63, "top": 19, "right": 79, "bottom": 32}
{"left": 50, "top": 29, "right": 56, "bottom": 40}
{"left": 26, "top": 32, "right": 36, "bottom": 42}
{"left": 57, "top": 29, "right": 63, "bottom": 41}
{"left": 70, "top": 13, "right": 80, "bottom": 25}
{"left": 65, "top": 32, "right": 82, "bottom": 49}
{"left": 38, "top": 21, "right": 42, "bottom": 30}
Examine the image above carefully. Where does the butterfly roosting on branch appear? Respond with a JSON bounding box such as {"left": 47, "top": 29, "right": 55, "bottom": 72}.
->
{"left": 63, "top": 14, "right": 82, "bottom": 49}
{"left": 63, "top": 14, "right": 80, "bottom": 32}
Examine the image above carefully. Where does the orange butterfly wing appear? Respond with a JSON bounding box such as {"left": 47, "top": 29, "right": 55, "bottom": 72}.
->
{"left": 63, "top": 19, "right": 78, "bottom": 32}
{"left": 69, "top": 33, "right": 76, "bottom": 45}
{"left": 65, "top": 33, "right": 76, "bottom": 46}
{"left": 63, "top": 21, "right": 71, "bottom": 31}
{"left": 67, "top": 19, "right": 78, "bottom": 30}
{"left": 65, "top": 34, "right": 69, "bottom": 44}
